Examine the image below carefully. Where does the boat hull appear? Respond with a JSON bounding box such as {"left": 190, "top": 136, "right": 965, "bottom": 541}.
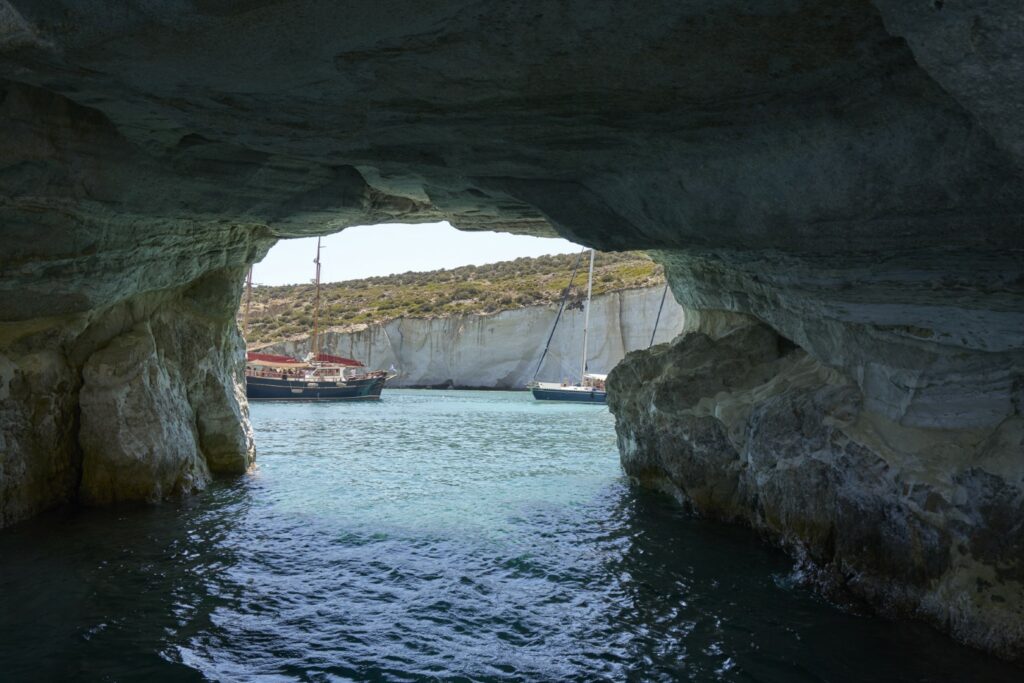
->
{"left": 531, "top": 387, "right": 607, "bottom": 404}
{"left": 246, "top": 375, "right": 386, "bottom": 401}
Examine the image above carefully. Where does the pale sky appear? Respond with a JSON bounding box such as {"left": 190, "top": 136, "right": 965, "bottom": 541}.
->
{"left": 253, "top": 222, "right": 582, "bottom": 285}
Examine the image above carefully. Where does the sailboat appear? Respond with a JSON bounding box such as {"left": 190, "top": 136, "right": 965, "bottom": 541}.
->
{"left": 528, "top": 249, "right": 607, "bottom": 403}
{"left": 242, "top": 237, "right": 392, "bottom": 401}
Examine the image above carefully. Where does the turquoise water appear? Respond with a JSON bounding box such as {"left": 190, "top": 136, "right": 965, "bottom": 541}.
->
{"left": 0, "top": 390, "right": 1019, "bottom": 681}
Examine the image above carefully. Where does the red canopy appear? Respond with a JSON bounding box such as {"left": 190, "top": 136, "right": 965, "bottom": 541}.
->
{"left": 246, "top": 352, "right": 304, "bottom": 365}
{"left": 315, "top": 353, "right": 363, "bottom": 367}
{"left": 246, "top": 351, "right": 363, "bottom": 367}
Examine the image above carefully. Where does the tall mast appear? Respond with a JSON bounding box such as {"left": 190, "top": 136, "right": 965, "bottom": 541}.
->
{"left": 531, "top": 249, "right": 585, "bottom": 382}
{"left": 580, "top": 249, "right": 595, "bottom": 383}
{"left": 243, "top": 266, "right": 254, "bottom": 334}
{"left": 311, "top": 237, "right": 322, "bottom": 361}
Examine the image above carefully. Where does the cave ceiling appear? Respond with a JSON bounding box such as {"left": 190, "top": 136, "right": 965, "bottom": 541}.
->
{"left": 0, "top": 0, "right": 1021, "bottom": 354}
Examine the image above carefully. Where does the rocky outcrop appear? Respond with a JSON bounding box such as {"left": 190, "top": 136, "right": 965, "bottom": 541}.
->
{"left": 0, "top": 0, "right": 1022, "bottom": 658}
{"left": 609, "top": 314, "right": 1024, "bottom": 659}
{"left": 0, "top": 268, "right": 254, "bottom": 525}
{"left": 79, "top": 323, "right": 209, "bottom": 504}
{"left": 266, "top": 286, "right": 684, "bottom": 388}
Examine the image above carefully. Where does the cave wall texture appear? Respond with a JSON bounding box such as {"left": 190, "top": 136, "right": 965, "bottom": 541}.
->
{"left": 0, "top": 0, "right": 1021, "bottom": 659}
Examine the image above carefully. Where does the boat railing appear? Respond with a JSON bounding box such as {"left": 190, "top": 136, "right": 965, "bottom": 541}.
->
{"left": 246, "top": 365, "right": 393, "bottom": 383}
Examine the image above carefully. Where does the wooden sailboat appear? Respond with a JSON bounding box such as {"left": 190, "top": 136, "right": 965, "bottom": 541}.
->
{"left": 528, "top": 249, "right": 607, "bottom": 403}
{"left": 242, "top": 237, "right": 392, "bottom": 401}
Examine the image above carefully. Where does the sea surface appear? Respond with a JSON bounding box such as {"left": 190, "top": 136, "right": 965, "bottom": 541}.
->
{"left": 0, "top": 390, "right": 1018, "bottom": 682}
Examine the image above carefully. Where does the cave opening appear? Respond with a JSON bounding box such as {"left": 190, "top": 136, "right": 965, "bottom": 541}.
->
{"left": 237, "top": 222, "right": 680, "bottom": 393}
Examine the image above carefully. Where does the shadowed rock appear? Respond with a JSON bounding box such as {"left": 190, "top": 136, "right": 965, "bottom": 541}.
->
{"left": 608, "top": 315, "right": 1024, "bottom": 660}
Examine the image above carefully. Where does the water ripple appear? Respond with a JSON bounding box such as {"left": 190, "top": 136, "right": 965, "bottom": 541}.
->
{"left": 0, "top": 390, "right": 1019, "bottom": 681}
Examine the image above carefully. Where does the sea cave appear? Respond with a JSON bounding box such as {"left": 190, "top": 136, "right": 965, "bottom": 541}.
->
{"left": 0, "top": 0, "right": 1022, "bottom": 673}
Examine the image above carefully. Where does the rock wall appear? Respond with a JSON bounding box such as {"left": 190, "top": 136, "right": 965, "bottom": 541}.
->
{"left": 265, "top": 286, "right": 684, "bottom": 389}
{"left": 609, "top": 313, "right": 1024, "bottom": 660}
{"left": 0, "top": 0, "right": 1022, "bottom": 658}
{"left": 0, "top": 269, "right": 255, "bottom": 525}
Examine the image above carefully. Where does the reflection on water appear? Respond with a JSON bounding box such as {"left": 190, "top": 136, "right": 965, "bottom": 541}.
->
{"left": 0, "top": 390, "right": 1018, "bottom": 681}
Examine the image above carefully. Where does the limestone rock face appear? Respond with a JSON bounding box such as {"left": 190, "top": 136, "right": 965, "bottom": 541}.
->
{"left": 0, "top": 268, "right": 253, "bottom": 523}
{"left": 0, "top": 0, "right": 1022, "bottom": 658}
{"left": 609, "top": 316, "right": 1024, "bottom": 660}
{"left": 75, "top": 271, "right": 256, "bottom": 504}
{"left": 265, "top": 287, "right": 684, "bottom": 389}
{"left": 79, "top": 323, "right": 209, "bottom": 504}
{"left": 0, "top": 346, "right": 79, "bottom": 527}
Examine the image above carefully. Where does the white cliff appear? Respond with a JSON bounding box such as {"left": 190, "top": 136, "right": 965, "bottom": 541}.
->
{"left": 265, "top": 286, "right": 684, "bottom": 389}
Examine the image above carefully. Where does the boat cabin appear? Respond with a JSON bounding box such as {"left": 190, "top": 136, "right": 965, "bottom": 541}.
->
{"left": 244, "top": 351, "right": 373, "bottom": 383}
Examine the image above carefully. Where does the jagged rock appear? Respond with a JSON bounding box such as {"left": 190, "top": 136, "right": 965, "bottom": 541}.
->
{"left": 609, "top": 316, "right": 1024, "bottom": 659}
{"left": 264, "top": 287, "right": 684, "bottom": 389}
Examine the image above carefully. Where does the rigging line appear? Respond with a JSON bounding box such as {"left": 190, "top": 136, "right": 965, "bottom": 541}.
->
{"left": 532, "top": 248, "right": 586, "bottom": 381}
{"left": 580, "top": 248, "right": 595, "bottom": 381}
{"left": 243, "top": 266, "right": 254, "bottom": 334}
{"left": 649, "top": 282, "right": 670, "bottom": 348}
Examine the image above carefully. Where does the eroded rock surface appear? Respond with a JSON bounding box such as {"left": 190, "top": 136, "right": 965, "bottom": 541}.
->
{"left": 609, "top": 315, "right": 1024, "bottom": 659}
{"left": 0, "top": 268, "right": 254, "bottom": 524}
{"left": 0, "top": 0, "right": 1021, "bottom": 658}
{"left": 79, "top": 322, "right": 210, "bottom": 504}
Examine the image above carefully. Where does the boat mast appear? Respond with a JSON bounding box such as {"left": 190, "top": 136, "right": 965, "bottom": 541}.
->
{"left": 580, "top": 249, "right": 595, "bottom": 383}
{"left": 243, "top": 266, "right": 254, "bottom": 334}
{"left": 311, "top": 237, "right": 323, "bottom": 361}
{"left": 531, "top": 249, "right": 585, "bottom": 383}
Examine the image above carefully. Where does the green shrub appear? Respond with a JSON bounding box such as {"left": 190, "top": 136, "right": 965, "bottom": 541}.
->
{"left": 239, "top": 250, "right": 663, "bottom": 339}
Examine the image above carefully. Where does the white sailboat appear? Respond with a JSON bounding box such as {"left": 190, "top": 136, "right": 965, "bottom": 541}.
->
{"left": 528, "top": 249, "right": 607, "bottom": 403}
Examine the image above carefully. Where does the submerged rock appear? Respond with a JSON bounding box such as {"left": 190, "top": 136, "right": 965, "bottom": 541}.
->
{"left": 608, "top": 315, "right": 1024, "bottom": 659}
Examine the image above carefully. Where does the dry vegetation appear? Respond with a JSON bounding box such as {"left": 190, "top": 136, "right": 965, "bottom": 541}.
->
{"left": 240, "top": 251, "right": 664, "bottom": 344}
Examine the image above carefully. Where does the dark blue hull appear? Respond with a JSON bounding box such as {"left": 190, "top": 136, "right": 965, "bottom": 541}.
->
{"left": 531, "top": 387, "right": 607, "bottom": 403}
{"left": 246, "top": 375, "right": 386, "bottom": 401}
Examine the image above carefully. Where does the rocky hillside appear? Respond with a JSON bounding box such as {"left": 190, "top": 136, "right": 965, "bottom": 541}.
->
{"left": 240, "top": 251, "right": 663, "bottom": 344}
